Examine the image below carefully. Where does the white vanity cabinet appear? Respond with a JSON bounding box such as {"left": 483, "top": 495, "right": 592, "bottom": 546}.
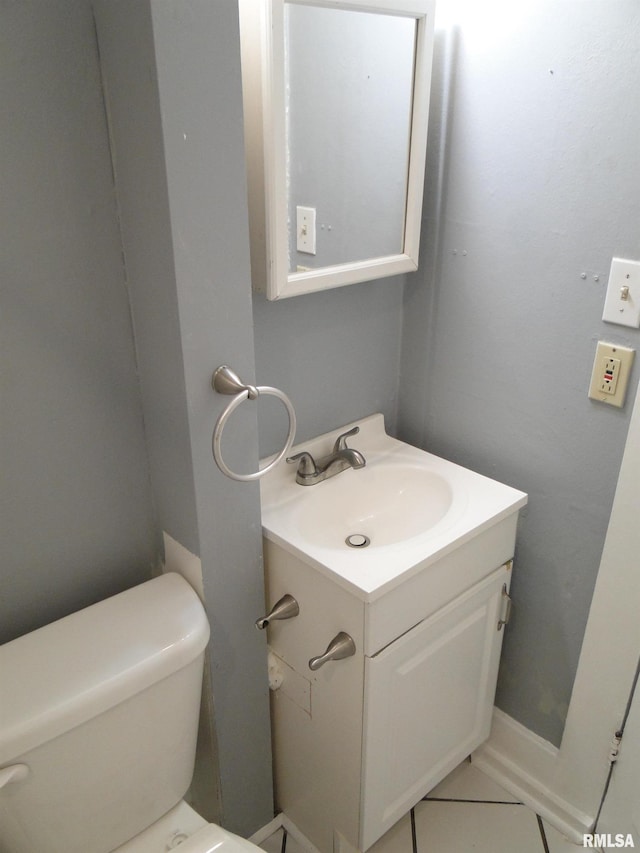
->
{"left": 263, "top": 539, "right": 513, "bottom": 853}
{"left": 259, "top": 414, "right": 527, "bottom": 852}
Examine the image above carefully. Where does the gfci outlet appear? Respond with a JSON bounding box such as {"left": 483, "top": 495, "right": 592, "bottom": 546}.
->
{"left": 588, "top": 341, "right": 635, "bottom": 408}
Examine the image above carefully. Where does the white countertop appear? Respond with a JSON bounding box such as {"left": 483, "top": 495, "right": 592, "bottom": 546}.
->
{"left": 260, "top": 414, "right": 527, "bottom": 602}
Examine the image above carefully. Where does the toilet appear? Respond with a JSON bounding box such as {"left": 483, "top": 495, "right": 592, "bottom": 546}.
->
{"left": 0, "top": 573, "right": 263, "bottom": 853}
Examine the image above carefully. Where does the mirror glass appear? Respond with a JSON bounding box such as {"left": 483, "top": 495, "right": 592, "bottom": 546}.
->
{"left": 239, "top": 0, "right": 435, "bottom": 299}
{"left": 285, "top": 5, "right": 417, "bottom": 273}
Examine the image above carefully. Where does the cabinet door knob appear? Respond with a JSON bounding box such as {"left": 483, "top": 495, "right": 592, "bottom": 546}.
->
{"left": 256, "top": 594, "right": 300, "bottom": 630}
{"left": 308, "top": 632, "right": 356, "bottom": 671}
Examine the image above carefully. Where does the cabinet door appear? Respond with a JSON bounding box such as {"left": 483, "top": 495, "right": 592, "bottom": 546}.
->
{"left": 360, "top": 564, "right": 510, "bottom": 850}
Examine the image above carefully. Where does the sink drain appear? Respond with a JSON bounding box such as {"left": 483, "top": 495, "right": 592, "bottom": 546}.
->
{"left": 345, "top": 533, "right": 370, "bottom": 548}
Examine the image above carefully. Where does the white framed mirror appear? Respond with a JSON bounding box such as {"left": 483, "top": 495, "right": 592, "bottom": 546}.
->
{"left": 239, "top": 0, "right": 436, "bottom": 300}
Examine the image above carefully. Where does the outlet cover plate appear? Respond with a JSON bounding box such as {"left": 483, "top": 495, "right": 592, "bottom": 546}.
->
{"left": 588, "top": 341, "right": 635, "bottom": 408}
{"left": 602, "top": 258, "right": 640, "bottom": 328}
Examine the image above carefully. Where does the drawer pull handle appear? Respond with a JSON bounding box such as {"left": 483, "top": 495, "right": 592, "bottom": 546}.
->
{"left": 309, "top": 632, "right": 356, "bottom": 671}
{"left": 256, "top": 594, "right": 300, "bottom": 630}
{"left": 498, "top": 584, "right": 512, "bottom": 631}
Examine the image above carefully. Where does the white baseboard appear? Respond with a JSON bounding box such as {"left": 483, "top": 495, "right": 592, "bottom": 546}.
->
{"left": 252, "top": 710, "right": 597, "bottom": 850}
{"left": 473, "top": 708, "right": 594, "bottom": 845}
{"left": 249, "top": 814, "right": 284, "bottom": 845}
{"left": 249, "top": 814, "right": 323, "bottom": 853}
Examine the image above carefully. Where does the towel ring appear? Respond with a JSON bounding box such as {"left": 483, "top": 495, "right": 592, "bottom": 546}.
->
{"left": 211, "top": 365, "right": 296, "bottom": 482}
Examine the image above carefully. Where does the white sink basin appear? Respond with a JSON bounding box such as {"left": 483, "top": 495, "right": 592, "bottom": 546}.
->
{"left": 260, "top": 414, "right": 527, "bottom": 599}
{"left": 295, "top": 464, "right": 454, "bottom": 548}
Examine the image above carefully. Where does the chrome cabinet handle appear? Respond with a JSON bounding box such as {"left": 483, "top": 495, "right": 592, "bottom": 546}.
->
{"left": 256, "top": 594, "right": 300, "bottom": 630}
{"left": 309, "top": 632, "right": 356, "bottom": 671}
{"left": 498, "top": 584, "right": 512, "bottom": 631}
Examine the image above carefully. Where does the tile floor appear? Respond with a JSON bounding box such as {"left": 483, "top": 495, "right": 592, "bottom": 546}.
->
{"left": 258, "top": 760, "right": 590, "bottom": 853}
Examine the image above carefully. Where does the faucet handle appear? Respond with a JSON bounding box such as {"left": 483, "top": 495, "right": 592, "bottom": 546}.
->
{"left": 286, "top": 451, "right": 318, "bottom": 476}
{"left": 333, "top": 426, "right": 360, "bottom": 453}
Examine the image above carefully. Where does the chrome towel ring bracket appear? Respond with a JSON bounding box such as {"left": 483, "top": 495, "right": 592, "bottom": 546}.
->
{"left": 211, "top": 365, "right": 297, "bottom": 482}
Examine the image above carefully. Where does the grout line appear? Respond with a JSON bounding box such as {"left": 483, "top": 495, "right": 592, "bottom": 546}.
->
{"left": 281, "top": 828, "right": 288, "bottom": 853}
{"left": 422, "top": 796, "right": 524, "bottom": 805}
{"left": 410, "top": 807, "right": 418, "bottom": 853}
{"left": 536, "top": 815, "right": 550, "bottom": 853}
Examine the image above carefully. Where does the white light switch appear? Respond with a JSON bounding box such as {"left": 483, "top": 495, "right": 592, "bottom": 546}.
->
{"left": 588, "top": 341, "right": 635, "bottom": 408}
{"left": 602, "top": 258, "right": 640, "bottom": 328}
{"left": 296, "top": 206, "right": 316, "bottom": 255}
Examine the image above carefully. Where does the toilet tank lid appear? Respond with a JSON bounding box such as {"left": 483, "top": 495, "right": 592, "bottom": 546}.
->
{"left": 0, "top": 573, "right": 210, "bottom": 765}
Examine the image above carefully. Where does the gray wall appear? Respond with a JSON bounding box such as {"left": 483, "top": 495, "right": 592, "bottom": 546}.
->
{"left": 399, "top": 0, "right": 640, "bottom": 747}
{"left": 1, "top": 0, "right": 404, "bottom": 836}
{"left": 252, "top": 279, "right": 405, "bottom": 458}
{"left": 0, "top": 0, "right": 158, "bottom": 645}
{"left": 6, "top": 1, "right": 637, "bottom": 842}
{"left": 93, "top": 0, "right": 273, "bottom": 836}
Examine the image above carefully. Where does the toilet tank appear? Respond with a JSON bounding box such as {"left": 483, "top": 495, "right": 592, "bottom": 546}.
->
{"left": 0, "top": 573, "right": 210, "bottom": 853}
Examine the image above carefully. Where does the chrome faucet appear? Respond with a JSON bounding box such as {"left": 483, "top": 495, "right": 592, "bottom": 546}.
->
{"left": 287, "top": 426, "right": 366, "bottom": 486}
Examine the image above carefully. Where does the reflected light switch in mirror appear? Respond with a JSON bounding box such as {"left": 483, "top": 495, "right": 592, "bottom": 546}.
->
{"left": 296, "top": 205, "right": 316, "bottom": 255}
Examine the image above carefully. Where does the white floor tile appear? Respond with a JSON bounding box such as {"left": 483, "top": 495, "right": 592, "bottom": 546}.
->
{"left": 258, "top": 828, "right": 308, "bottom": 853}
{"left": 261, "top": 763, "right": 562, "bottom": 853}
{"left": 414, "top": 799, "right": 545, "bottom": 852}
{"left": 427, "top": 759, "right": 522, "bottom": 804}
{"left": 367, "top": 812, "right": 414, "bottom": 853}
{"left": 542, "top": 820, "right": 591, "bottom": 852}
{"left": 283, "top": 830, "right": 314, "bottom": 853}
{"left": 258, "top": 828, "right": 284, "bottom": 853}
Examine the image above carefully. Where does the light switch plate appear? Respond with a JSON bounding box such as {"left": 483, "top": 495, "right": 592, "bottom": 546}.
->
{"left": 588, "top": 341, "right": 635, "bottom": 408}
{"left": 602, "top": 258, "right": 640, "bottom": 328}
{"left": 296, "top": 205, "right": 316, "bottom": 255}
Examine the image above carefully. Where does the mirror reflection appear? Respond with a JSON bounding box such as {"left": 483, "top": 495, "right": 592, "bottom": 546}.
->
{"left": 285, "top": 4, "right": 417, "bottom": 273}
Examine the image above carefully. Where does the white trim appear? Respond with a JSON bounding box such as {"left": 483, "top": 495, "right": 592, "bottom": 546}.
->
{"left": 249, "top": 813, "right": 323, "bottom": 853}
{"left": 473, "top": 379, "right": 640, "bottom": 846}
{"left": 248, "top": 814, "right": 284, "bottom": 845}
{"left": 473, "top": 709, "right": 592, "bottom": 845}
{"left": 264, "top": 0, "right": 289, "bottom": 299}
{"left": 162, "top": 532, "right": 205, "bottom": 602}
{"left": 554, "top": 377, "right": 640, "bottom": 820}
{"left": 241, "top": 0, "right": 436, "bottom": 300}
{"left": 281, "top": 815, "right": 325, "bottom": 853}
{"left": 280, "top": 254, "right": 416, "bottom": 299}
{"left": 287, "top": 0, "right": 432, "bottom": 13}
